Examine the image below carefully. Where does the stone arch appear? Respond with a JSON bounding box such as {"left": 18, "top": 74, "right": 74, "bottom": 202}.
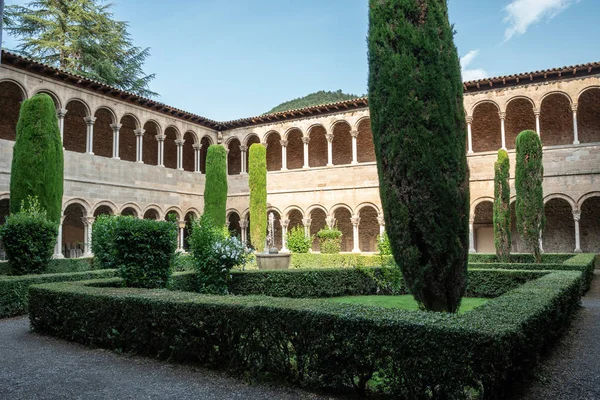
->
{"left": 309, "top": 207, "right": 328, "bottom": 252}
{"left": 200, "top": 136, "right": 212, "bottom": 174}
{"left": 62, "top": 202, "right": 87, "bottom": 258}
{"left": 540, "top": 92, "right": 573, "bottom": 146}
{"left": 93, "top": 201, "right": 117, "bottom": 217}
{"left": 286, "top": 207, "right": 304, "bottom": 231}
{"left": 227, "top": 137, "right": 242, "bottom": 175}
{"left": 183, "top": 211, "right": 197, "bottom": 250}
{"left": 164, "top": 126, "right": 179, "bottom": 169}
{"left": 505, "top": 97, "right": 535, "bottom": 150}
{"left": 64, "top": 99, "right": 90, "bottom": 153}
{"left": 93, "top": 107, "right": 116, "bottom": 158}
{"left": 227, "top": 210, "right": 242, "bottom": 238}
{"left": 265, "top": 131, "right": 282, "bottom": 171}
{"left": 245, "top": 134, "right": 261, "bottom": 172}
{"left": 580, "top": 195, "right": 600, "bottom": 253}
{"left": 0, "top": 80, "right": 26, "bottom": 141}
{"left": 286, "top": 128, "right": 304, "bottom": 170}
{"left": 120, "top": 203, "right": 142, "bottom": 218}
{"left": 182, "top": 131, "right": 195, "bottom": 172}
{"left": 143, "top": 207, "right": 161, "bottom": 220}
{"left": 333, "top": 207, "right": 353, "bottom": 252}
{"left": 471, "top": 101, "right": 501, "bottom": 153}
{"left": 164, "top": 207, "right": 182, "bottom": 221}
{"left": 142, "top": 120, "right": 160, "bottom": 166}
{"left": 63, "top": 197, "right": 92, "bottom": 216}
{"left": 473, "top": 200, "right": 494, "bottom": 253}
{"left": 35, "top": 89, "right": 62, "bottom": 109}
{"left": 356, "top": 117, "right": 375, "bottom": 163}
{"left": 308, "top": 124, "right": 328, "bottom": 167}
{"left": 544, "top": 193, "right": 576, "bottom": 211}
{"left": 267, "top": 208, "right": 283, "bottom": 250}
{"left": 332, "top": 121, "right": 352, "bottom": 165}
{"left": 119, "top": 114, "right": 138, "bottom": 162}
{"left": 120, "top": 207, "right": 138, "bottom": 217}
{"left": 358, "top": 205, "right": 379, "bottom": 252}
{"left": 543, "top": 197, "right": 575, "bottom": 253}
{"left": 577, "top": 87, "right": 600, "bottom": 144}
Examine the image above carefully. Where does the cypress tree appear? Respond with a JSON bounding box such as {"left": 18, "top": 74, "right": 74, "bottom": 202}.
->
{"left": 203, "top": 145, "right": 228, "bottom": 227}
{"left": 493, "top": 149, "right": 511, "bottom": 262}
{"left": 249, "top": 143, "right": 267, "bottom": 252}
{"left": 10, "top": 93, "right": 64, "bottom": 223}
{"left": 368, "top": 0, "right": 469, "bottom": 312}
{"left": 515, "top": 130, "right": 545, "bottom": 263}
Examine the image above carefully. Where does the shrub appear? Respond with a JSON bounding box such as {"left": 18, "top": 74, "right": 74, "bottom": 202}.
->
{"left": 515, "top": 130, "right": 545, "bottom": 263}
{"left": 249, "top": 143, "right": 267, "bottom": 251}
{"left": 91, "top": 214, "right": 118, "bottom": 270}
{"left": 286, "top": 226, "right": 311, "bottom": 253}
{"left": 494, "top": 149, "right": 511, "bottom": 262}
{"left": 0, "top": 257, "right": 94, "bottom": 275}
{"left": 317, "top": 226, "right": 342, "bottom": 254}
{"left": 376, "top": 231, "right": 391, "bottom": 255}
{"left": 10, "top": 93, "right": 64, "bottom": 223}
{"left": 290, "top": 253, "right": 390, "bottom": 269}
{"left": 368, "top": 0, "right": 469, "bottom": 312}
{"left": 0, "top": 197, "right": 58, "bottom": 275}
{"left": 203, "top": 145, "right": 228, "bottom": 227}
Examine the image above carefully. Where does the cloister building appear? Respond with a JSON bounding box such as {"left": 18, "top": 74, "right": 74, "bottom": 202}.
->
{"left": 0, "top": 50, "right": 599, "bottom": 258}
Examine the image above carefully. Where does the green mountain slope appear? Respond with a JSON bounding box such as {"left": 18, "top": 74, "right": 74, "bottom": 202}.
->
{"left": 264, "top": 90, "right": 362, "bottom": 114}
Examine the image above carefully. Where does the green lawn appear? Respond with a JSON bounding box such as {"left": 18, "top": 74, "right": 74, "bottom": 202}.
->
{"left": 326, "top": 295, "right": 488, "bottom": 313}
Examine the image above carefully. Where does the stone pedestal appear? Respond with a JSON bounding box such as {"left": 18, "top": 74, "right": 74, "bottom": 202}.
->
{"left": 256, "top": 253, "right": 291, "bottom": 270}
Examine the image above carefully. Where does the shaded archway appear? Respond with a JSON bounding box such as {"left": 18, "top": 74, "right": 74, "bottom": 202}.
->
{"left": 182, "top": 132, "right": 195, "bottom": 172}
{"left": 580, "top": 196, "right": 600, "bottom": 253}
{"left": 64, "top": 100, "right": 88, "bottom": 153}
{"left": 62, "top": 203, "right": 86, "bottom": 258}
{"left": 472, "top": 102, "right": 501, "bottom": 153}
{"left": 358, "top": 206, "right": 379, "bottom": 252}
{"left": 286, "top": 129, "right": 304, "bottom": 170}
{"left": 540, "top": 93, "right": 573, "bottom": 146}
{"left": 577, "top": 88, "right": 600, "bottom": 144}
{"left": 266, "top": 132, "right": 282, "bottom": 171}
{"left": 332, "top": 121, "right": 352, "bottom": 165}
{"left": 309, "top": 208, "right": 327, "bottom": 252}
{"left": 308, "top": 125, "right": 327, "bottom": 167}
{"left": 357, "top": 118, "right": 376, "bottom": 163}
{"left": 288, "top": 209, "right": 303, "bottom": 230}
{"left": 164, "top": 127, "right": 178, "bottom": 169}
{"left": 119, "top": 115, "right": 137, "bottom": 162}
{"left": 473, "top": 201, "right": 494, "bottom": 253}
{"left": 245, "top": 135, "right": 260, "bottom": 173}
{"left": 0, "top": 199, "right": 9, "bottom": 260}
{"left": 0, "top": 81, "right": 25, "bottom": 141}
{"left": 228, "top": 138, "right": 242, "bottom": 175}
{"left": 268, "top": 210, "right": 283, "bottom": 250}
{"left": 93, "top": 108, "right": 115, "bottom": 158}
{"left": 142, "top": 121, "right": 159, "bottom": 166}
{"left": 200, "top": 136, "right": 211, "bottom": 174}
{"left": 121, "top": 207, "right": 138, "bottom": 217}
{"left": 228, "top": 211, "right": 242, "bottom": 238}
{"left": 333, "top": 207, "right": 353, "bottom": 252}
{"left": 165, "top": 210, "right": 181, "bottom": 222}
{"left": 183, "top": 212, "right": 196, "bottom": 250}
{"left": 543, "top": 198, "right": 574, "bottom": 253}
{"left": 143, "top": 208, "right": 160, "bottom": 220}
{"left": 505, "top": 98, "right": 535, "bottom": 150}
{"left": 93, "top": 205, "right": 114, "bottom": 217}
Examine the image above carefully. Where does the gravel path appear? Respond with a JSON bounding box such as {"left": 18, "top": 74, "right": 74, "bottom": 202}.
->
{"left": 0, "top": 317, "right": 333, "bottom": 400}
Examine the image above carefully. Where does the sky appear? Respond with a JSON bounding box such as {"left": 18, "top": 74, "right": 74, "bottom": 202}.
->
{"left": 3, "top": 0, "right": 599, "bottom": 121}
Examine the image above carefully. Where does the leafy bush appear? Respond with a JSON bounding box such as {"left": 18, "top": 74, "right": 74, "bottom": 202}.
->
{"left": 204, "top": 145, "right": 228, "bottom": 227}
{"left": 91, "top": 214, "right": 118, "bottom": 270}
{"left": 0, "top": 197, "right": 58, "bottom": 275}
{"left": 286, "top": 226, "right": 311, "bottom": 253}
{"left": 316, "top": 226, "right": 342, "bottom": 254}
{"left": 249, "top": 144, "right": 267, "bottom": 251}
{"left": 494, "top": 149, "right": 511, "bottom": 262}
{"left": 376, "top": 231, "right": 391, "bottom": 255}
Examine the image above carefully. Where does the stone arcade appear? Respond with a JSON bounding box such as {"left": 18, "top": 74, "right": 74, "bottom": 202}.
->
{"left": 0, "top": 50, "right": 599, "bottom": 257}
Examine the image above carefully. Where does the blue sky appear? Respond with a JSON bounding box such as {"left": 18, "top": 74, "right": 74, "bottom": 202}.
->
{"left": 3, "top": 0, "right": 598, "bottom": 120}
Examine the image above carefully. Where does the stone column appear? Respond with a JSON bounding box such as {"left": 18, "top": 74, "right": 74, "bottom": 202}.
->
{"left": 466, "top": 116, "right": 474, "bottom": 154}
{"left": 302, "top": 217, "right": 312, "bottom": 238}
{"left": 302, "top": 136, "right": 310, "bottom": 169}
{"left": 110, "top": 123, "right": 122, "bottom": 159}
{"left": 240, "top": 145, "right": 247, "bottom": 174}
{"left": 351, "top": 216, "right": 361, "bottom": 253}
{"left": 534, "top": 109, "right": 541, "bottom": 137}
{"left": 175, "top": 139, "right": 184, "bottom": 170}
{"left": 499, "top": 111, "right": 507, "bottom": 150}
{"left": 377, "top": 215, "right": 385, "bottom": 238}
{"left": 84, "top": 116, "right": 96, "bottom": 155}
{"left": 57, "top": 108, "right": 67, "bottom": 146}
{"left": 280, "top": 140, "right": 288, "bottom": 171}
{"left": 468, "top": 216, "right": 476, "bottom": 253}
{"left": 53, "top": 216, "right": 66, "bottom": 259}
{"left": 572, "top": 103, "right": 579, "bottom": 145}
{"left": 350, "top": 130, "right": 359, "bottom": 164}
{"left": 326, "top": 134, "right": 334, "bottom": 167}
{"left": 280, "top": 218, "right": 289, "bottom": 253}
{"left": 240, "top": 220, "right": 248, "bottom": 245}
{"left": 193, "top": 143, "right": 202, "bottom": 172}
{"left": 539, "top": 231, "right": 544, "bottom": 254}
{"left": 177, "top": 220, "right": 186, "bottom": 251}
{"left": 156, "top": 134, "right": 165, "bottom": 167}
{"left": 573, "top": 210, "right": 582, "bottom": 253}
{"left": 135, "top": 128, "right": 145, "bottom": 163}
{"left": 82, "top": 216, "right": 95, "bottom": 257}
{"left": 326, "top": 216, "right": 336, "bottom": 229}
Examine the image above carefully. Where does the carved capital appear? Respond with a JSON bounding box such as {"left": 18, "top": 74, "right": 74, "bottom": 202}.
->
{"left": 110, "top": 123, "right": 122, "bottom": 132}
{"left": 175, "top": 139, "right": 185, "bottom": 146}
{"left": 279, "top": 140, "right": 288, "bottom": 147}
{"left": 134, "top": 128, "right": 145, "bottom": 137}
{"left": 239, "top": 145, "right": 248, "bottom": 152}
{"left": 239, "top": 220, "right": 248, "bottom": 229}
{"left": 84, "top": 116, "right": 97, "bottom": 125}
{"left": 571, "top": 103, "right": 578, "bottom": 113}
{"left": 498, "top": 111, "right": 506, "bottom": 120}
{"left": 533, "top": 108, "right": 541, "bottom": 116}
{"left": 326, "top": 134, "right": 334, "bottom": 143}
{"left": 351, "top": 216, "right": 361, "bottom": 226}
{"left": 326, "top": 216, "right": 336, "bottom": 229}
{"left": 155, "top": 134, "right": 166, "bottom": 142}
{"left": 573, "top": 210, "right": 581, "bottom": 222}
{"left": 192, "top": 143, "right": 202, "bottom": 150}
{"left": 302, "top": 136, "right": 310, "bottom": 144}
{"left": 302, "top": 217, "right": 312, "bottom": 226}
{"left": 56, "top": 108, "right": 68, "bottom": 118}
{"left": 350, "top": 129, "right": 359, "bottom": 138}
{"left": 465, "top": 116, "right": 473, "bottom": 124}
{"left": 81, "top": 216, "right": 95, "bottom": 226}
{"left": 469, "top": 216, "right": 476, "bottom": 224}
{"left": 377, "top": 216, "right": 385, "bottom": 226}
{"left": 281, "top": 218, "right": 290, "bottom": 229}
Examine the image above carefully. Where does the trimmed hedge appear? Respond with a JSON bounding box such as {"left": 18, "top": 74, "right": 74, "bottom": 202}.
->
{"left": 1, "top": 269, "right": 115, "bottom": 318}
{"left": 0, "top": 257, "right": 94, "bottom": 275}
{"left": 468, "top": 253, "right": 573, "bottom": 264}
{"left": 29, "top": 269, "right": 583, "bottom": 398}
{"left": 290, "top": 253, "right": 390, "bottom": 269}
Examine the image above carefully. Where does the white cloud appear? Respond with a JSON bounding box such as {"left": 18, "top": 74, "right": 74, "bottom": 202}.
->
{"left": 503, "top": 0, "right": 579, "bottom": 41}
{"left": 460, "top": 50, "right": 488, "bottom": 81}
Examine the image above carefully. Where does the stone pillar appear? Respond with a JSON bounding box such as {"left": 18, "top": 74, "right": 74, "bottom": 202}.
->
{"left": 573, "top": 210, "right": 582, "bottom": 253}
{"left": 53, "top": 216, "right": 66, "bottom": 259}
{"left": 351, "top": 216, "right": 361, "bottom": 253}
{"left": 110, "top": 123, "right": 122, "bottom": 159}
{"left": 572, "top": 103, "right": 579, "bottom": 145}
{"left": 84, "top": 116, "right": 96, "bottom": 155}
{"left": 280, "top": 140, "right": 288, "bottom": 171}
{"left": 499, "top": 111, "right": 507, "bottom": 150}
{"left": 469, "top": 216, "right": 476, "bottom": 253}
{"left": 280, "top": 218, "right": 289, "bottom": 253}
{"left": 326, "top": 134, "right": 334, "bottom": 167}
{"left": 156, "top": 134, "right": 165, "bottom": 167}
{"left": 177, "top": 220, "right": 186, "bottom": 251}
{"left": 135, "top": 128, "right": 145, "bottom": 163}
{"left": 302, "top": 136, "right": 310, "bottom": 169}
{"left": 534, "top": 109, "right": 541, "bottom": 137}
{"left": 350, "top": 130, "right": 359, "bottom": 164}
{"left": 539, "top": 231, "right": 544, "bottom": 254}
{"left": 240, "top": 220, "right": 248, "bottom": 245}
{"left": 377, "top": 215, "right": 385, "bottom": 238}
{"left": 57, "top": 108, "right": 67, "bottom": 146}
{"left": 175, "top": 139, "right": 184, "bottom": 170}
{"left": 466, "top": 116, "right": 474, "bottom": 154}
{"left": 82, "top": 216, "right": 95, "bottom": 257}
{"left": 193, "top": 143, "right": 202, "bottom": 172}
{"left": 302, "top": 217, "right": 312, "bottom": 238}
{"left": 240, "top": 145, "right": 247, "bottom": 174}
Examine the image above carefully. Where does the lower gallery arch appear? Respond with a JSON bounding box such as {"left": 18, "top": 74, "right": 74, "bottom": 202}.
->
{"left": 164, "top": 127, "right": 178, "bottom": 169}
{"left": 309, "top": 208, "right": 327, "bottom": 251}
{"left": 121, "top": 207, "right": 138, "bottom": 217}
{"left": 228, "top": 212, "right": 242, "bottom": 238}
{"left": 266, "top": 132, "right": 282, "bottom": 171}
{"left": 183, "top": 212, "right": 196, "bottom": 250}
{"left": 540, "top": 93, "right": 573, "bottom": 146}
{"left": 357, "top": 118, "right": 376, "bottom": 163}
{"left": 0, "top": 199, "right": 9, "bottom": 259}
{"left": 580, "top": 196, "right": 600, "bottom": 253}
{"left": 358, "top": 206, "right": 379, "bottom": 252}
{"left": 182, "top": 132, "right": 195, "bottom": 172}
{"left": 286, "top": 129, "right": 304, "bottom": 170}
{"left": 64, "top": 100, "right": 88, "bottom": 153}
{"left": 228, "top": 138, "right": 242, "bottom": 175}
{"left": 164, "top": 210, "right": 181, "bottom": 222}
{"left": 334, "top": 208, "right": 353, "bottom": 252}
{"left": 245, "top": 135, "right": 261, "bottom": 172}
{"left": 472, "top": 102, "right": 501, "bottom": 153}
{"left": 505, "top": 98, "right": 535, "bottom": 150}
{"left": 332, "top": 122, "right": 352, "bottom": 165}
{"left": 308, "top": 126, "right": 327, "bottom": 167}
{"left": 93, "top": 205, "right": 114, "bottom": 217}
{"left": 142, "top": 121, "right": 159, "bottom": 166}
{"left": 287, "top": 209, "right": 303, "bottom": 230}
{"left": 473, "top": 201, "right": 493, "bottom": 253}
{"left": 143, "top": 208, "right": 160, "bottom": 220}
{"left": 62, "top": 203, "right": 86, "bottom": 258}
{"left": 93, "top": 109, "right": 114, "bottom": 158}
{"left": 577, "top": 88, "right": 600, "bottom": 144}
{"left": 119, "top": 115, "right": 137, "bottom": 162}
{"left": 200, "top": 136, "right": 211, "bottom": 173}
{"left": 0, "top": 81, "right": 24, "bottom": 141}
{"left": 268, "top": 209, "right": 282, "bottom": 250}
{"left": 543, "top": 198, "right": 574, "bottom": 252}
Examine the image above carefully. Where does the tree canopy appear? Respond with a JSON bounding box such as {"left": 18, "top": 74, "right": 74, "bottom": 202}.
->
{"left": 265, "top": 90, "right": 361, "bottom": 114}
{"left": 3, "top": 0, "right": 157, "bottom": 97}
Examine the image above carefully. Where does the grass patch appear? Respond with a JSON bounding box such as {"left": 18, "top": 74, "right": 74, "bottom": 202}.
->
{"left": 326, "top": 295, "right": 488, "bottom": 313}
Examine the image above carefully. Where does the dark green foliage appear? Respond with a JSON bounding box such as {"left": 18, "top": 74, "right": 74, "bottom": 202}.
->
{"left": 265, "top": 90, "right": 361, "bottom": 114}
{"left": 91, "top": 214, "right": 118, "bottom": 270}
{"left": 10, "top": 94, "right": 64, "bottom": 223}
{"left": 249, "top": 144, "right": 267, "bottom": 251}
{"left": 515, "top": 130, "right": 545, "bottom": 263}
{"left": 468, "top": 253, "right": 574, "bottom": 264}
{"left": 494, "top": 149, "right": 511, "bottom": 262}
{"left": 368, "top": 0, "right": 470, "bottom": 312}
{"left": 290, "top": 253, "right": 390, "bottom": 269}
{"left": 0, "top": 198, "right": 58, "bottom": 275}
{"left": 0, "top": 269, "right": 115, "bottom": 318}
{"left": 286, "top": 226, "right": 312, "bottom": 253}
{"left": 29, "top": 269, "right": 582, "bottom": 398}
{"left": 0, "top": 257, "right": 93, "bottom": 275}
{"left": 316, "top": 226, "right": 342, "bottom": 254}
{"left": 377, "top": 231, "right": 392, "bottom": 255}
{"left": 203, "top": 145, "right": 228, "bottom": 228}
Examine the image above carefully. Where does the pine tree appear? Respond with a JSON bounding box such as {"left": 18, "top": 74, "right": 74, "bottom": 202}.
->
{"left": 515, "top": 130, "right": 545, "bottom": 263}
{"left": 4, "top": 0, "right": 157, "bottom": 97}
{"left": 203, "top": 145, "right": 228, "bottom": 228}
{"left": 249, "top": 144, "right": 267, "bottom": 252}
{"left": 493, "top": 149, "right": 511, "bottom": 262}
{"left": 368, "top": 0, "right": 469, "bottom": 312}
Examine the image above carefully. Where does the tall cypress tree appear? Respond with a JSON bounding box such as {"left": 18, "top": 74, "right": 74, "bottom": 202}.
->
{"left": 493, "top": 149, "right": 511, "bottom": 262}
{"left": 10, "top": 93, "right": 64, "bottom": 223}
{"left": 249, "top": 144, "right": 267, "bottom": 252}
{"left": 203, "top": 145, "right": 228, "bottom": 228}
{"left": 368, "top": 0, "right": 469, "bottom": 312}
{"left": 515, "top": 130, "right": 545, "bottom": 263}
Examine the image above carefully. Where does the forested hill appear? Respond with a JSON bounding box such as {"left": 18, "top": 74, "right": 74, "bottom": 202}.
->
{"left": 264, "top": 90, "right": 362, "bottom": 114}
